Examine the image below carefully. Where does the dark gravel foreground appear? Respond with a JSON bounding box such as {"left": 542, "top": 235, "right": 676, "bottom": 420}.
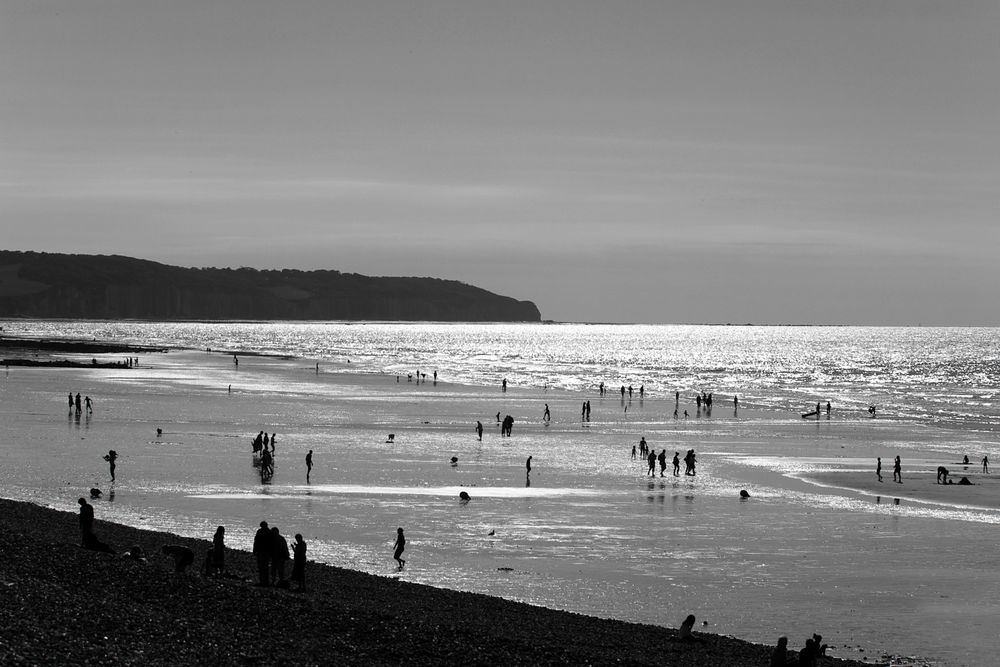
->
{"left": 0, "top": 499, "right": 872, "bottom": 666}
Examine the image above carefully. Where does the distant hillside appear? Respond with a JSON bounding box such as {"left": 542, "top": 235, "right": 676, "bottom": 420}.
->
{"left": 0, "top": 251, "right": 541, "bottom": 322}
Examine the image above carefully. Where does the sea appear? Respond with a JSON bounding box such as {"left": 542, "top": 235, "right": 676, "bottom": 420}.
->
{"left": 2, "top": 321, "right": 999, "bottom": 666}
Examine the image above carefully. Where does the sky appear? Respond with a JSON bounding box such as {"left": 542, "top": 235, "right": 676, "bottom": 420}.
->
{"left": 2, "top": 1, "right": 999, "bottom": 324}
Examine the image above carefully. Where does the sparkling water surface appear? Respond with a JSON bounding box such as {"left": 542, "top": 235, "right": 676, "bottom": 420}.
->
{"left": 3, "top": 321, "right": 1000, "bottom": 666}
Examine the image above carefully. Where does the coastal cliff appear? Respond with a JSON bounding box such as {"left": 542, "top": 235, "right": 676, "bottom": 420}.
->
{"left": 0, "top": 251, "right": 541, "bottom": 322}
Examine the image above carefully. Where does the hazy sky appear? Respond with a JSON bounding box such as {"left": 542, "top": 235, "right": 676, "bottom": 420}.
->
{"left": 3, "top": 1, "right": 999, "bottom": 324}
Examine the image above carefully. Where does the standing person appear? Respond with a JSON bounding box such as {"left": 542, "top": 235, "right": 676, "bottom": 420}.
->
{"left": 75, "top": 393, "right": 82, "bottom": 414}
{"left": 631, "top": 445, "right": 637, "bottom": 460}
{"left": 68, "top": 392, "right": 74, "bottom": 412}
{"left": 291, "top": 534, "right": 307, "bottom": 591}
{"left": 270, "top": 527, "right": 290, "bottom": 585}
{"left": 252, "top": 521, "right": 271, "bottom": 586}
{"left": 104, "top": 450, "right": 117, "bottom": 482}
{"left": 305, "top": 449, "right": 313, "bottom": 483}
{"left": 393, "top": 527, "right": 406, "bottom": 569}
{"left": 270, "top": 433, "right": 277, "bottom": 453}
{"left": 983, "top": 455, "right": 990, "bottom": 473}
{"left": 78, "top": 497, "right": 94, "bottom": 546}
{"left": 639, "top": 437, "right": 647, "bottom": 456}
{"left": 526, "top": 456, "right": 532, "bottom": 475}
{"left": 476, "top": 421, "right": 483, "bottom": 441}
{"left": 876, "top": 457, "right": 883, "bottom": 482}
{"left": 647, "top": 450, "right": 656, "bottom": 476}
{"left": 672, "top": 452, "right": 680, "bottom": 477}
{"left": 733, "top": 395, "right": 738, "bottom": 410}
{"left": 585, "top": 401, "right": 591, "bottom": 420}
{"left": 501, "top": 378, "right": 507, "bottom": 393}
{"left": 207, "top": 525, "right": 226, "bottom": 576}
{"left": 893, "top": 455, "right": 902, "bottom": 483}
{"left": 543, "top": 404, "right": 550, "bottom": 422}
{"left": 657, "top": 449, "right": 666, "bottom": 477}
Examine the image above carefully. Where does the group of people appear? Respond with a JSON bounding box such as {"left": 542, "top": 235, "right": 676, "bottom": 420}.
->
{"left": 251, "top": 430, "right": 278, "bottom": 454}
{"left": 498, "top": 414, "right": 515, "bottom": 437}
{"left": 252, "top": 520, "right": 308, "bottom": 590}
{"left": 769, "top": 633, "right": 828, "bottom": 666}
{"left": 637, "top": 441, "right": 692, "bottom": 477}
{"left": 878, "top": 453, "right": 989, "bottom": 485}
{"left": 67, "top": 392, "right": 93, "bottom": 415}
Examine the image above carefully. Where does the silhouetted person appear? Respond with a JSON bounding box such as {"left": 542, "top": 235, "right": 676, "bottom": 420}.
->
{"left": 769, "top": 636, "right": 789, "bottom": 667}
{"left": 205, "top": 525, "right": 225, "bottom": 576}
{"left": 291, "top": 533, "right": 307, "bottom": 591}
{"left": 78, "top": 497, "right": 94, "bottom": 545}
{"left": 104, "top": 450, "right": 117, "bottom": 482}
{"left": 476, "top": 421, "right": 483, "bottom": 441}
{"left": 305, "top": 449, "right": 313, "bottom": 483}
{"left": 543, "top": 404, "right": 550, "bottom": 421}
{"left": 657, "top": 450, "right": 666, "bottom": 477}
{"left": 162, "top": 544, "right": 194, "bottom": 572}
{"left": 502, "top": 378, "right": 507, "bottom": 392}
{"left": 68, "top": 393, "right": 74, "bottom": 412}
{"left": 393, "top": 527, "right": 406, "bottom": 569}
{"left": 796, "top": 637, "right": 818, "bottom": 666}
{"left": 984, "top": 455, "right": 990, "bottom": 473}
{"left": 252, "top": 521, "right": 271, "bottom": 586}
{"left": 876, "top": 457, "right": 882, "bottom": 482}
{"left": 893, "top": 455, "right": 902, "bottom": 483}
{"left": 937, "top": 466, "right": 949, "bottom": 484}
{"left": 672, "top": 452, "right": 680, "bottom": 476}
{"left": 75, "top": 392, "right": 82, "bottom": 414}
{"left": 84, "top": 396, "right": 93, "bottom": 413}
{"left": 678, "top": 614, "right": 704, "bottom": 643}
{"left": 270, "top": 527, "right": 289, "bottom": 585}
{"left": 631, "top": 445, "right": 636, "bottom": 460}
{"left": 526, "top": 456, "right": 532, "bottom": 474}
{"left": 647, "top": 450, "right": 656, "bottom": 476}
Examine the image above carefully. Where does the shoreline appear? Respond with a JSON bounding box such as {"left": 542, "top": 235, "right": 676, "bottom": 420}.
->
{"left": 0, "top": 498, "right": 871, "bottom": 666}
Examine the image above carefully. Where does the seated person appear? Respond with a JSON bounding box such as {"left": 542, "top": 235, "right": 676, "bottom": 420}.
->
{"left": 678, "top": 614, "right": 705, "bottom": 643}
{"left": 161, "top": 544, "right": 195, "bottom": 572}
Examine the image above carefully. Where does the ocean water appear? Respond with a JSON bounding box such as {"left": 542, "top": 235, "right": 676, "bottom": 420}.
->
{"left": 2, "top": 321, "right": 999, "bottom": 666}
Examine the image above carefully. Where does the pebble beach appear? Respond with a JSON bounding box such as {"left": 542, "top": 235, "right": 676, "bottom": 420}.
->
{"left": 0, "top": 498, "right": 870, "bottom": 666}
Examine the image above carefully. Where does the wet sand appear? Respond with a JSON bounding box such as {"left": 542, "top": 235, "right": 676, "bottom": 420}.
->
{"left": 1, "top": 346, "right": 992, "bottom": 665}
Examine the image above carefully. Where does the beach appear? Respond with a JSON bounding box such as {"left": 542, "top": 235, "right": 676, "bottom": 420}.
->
{"left": 0, "top": 497, "right": 870, "bottom": 666}
{"left": 2, "top": 324, "right": 999, "bottom": 666}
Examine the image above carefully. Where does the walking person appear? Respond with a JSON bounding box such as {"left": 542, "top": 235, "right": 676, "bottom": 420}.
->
{"left": 672, "top": 452, "right": 680, "bottom": 477}
{"left": 647, "top": 450, "right": 656, "bottom": 476}
{"left": 305, "top": 449, "right": 313, "bottom": 483}
{"left": 476, "top": 420, "right": 483, "bottom": 441}
{"left": 893, "top": 455, "right": 902, "bottom": 483}
{"left": 393, "top": 527, "right": 406, "bottom": 569}
{"left": 657, "top": 449, "right": 666, "bottom": 477}
{"left": 984, "top": 455, "right": 990, "bottom": 474}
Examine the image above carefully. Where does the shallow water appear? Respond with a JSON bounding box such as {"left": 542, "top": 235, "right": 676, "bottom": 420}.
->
{"left": 3, "top": 323, "right": 1000, "bottom": 666}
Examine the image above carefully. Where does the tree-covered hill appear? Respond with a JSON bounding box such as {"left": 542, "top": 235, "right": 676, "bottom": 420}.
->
{"left": 0, "top": 251, "right": 541, "bottom": 322}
